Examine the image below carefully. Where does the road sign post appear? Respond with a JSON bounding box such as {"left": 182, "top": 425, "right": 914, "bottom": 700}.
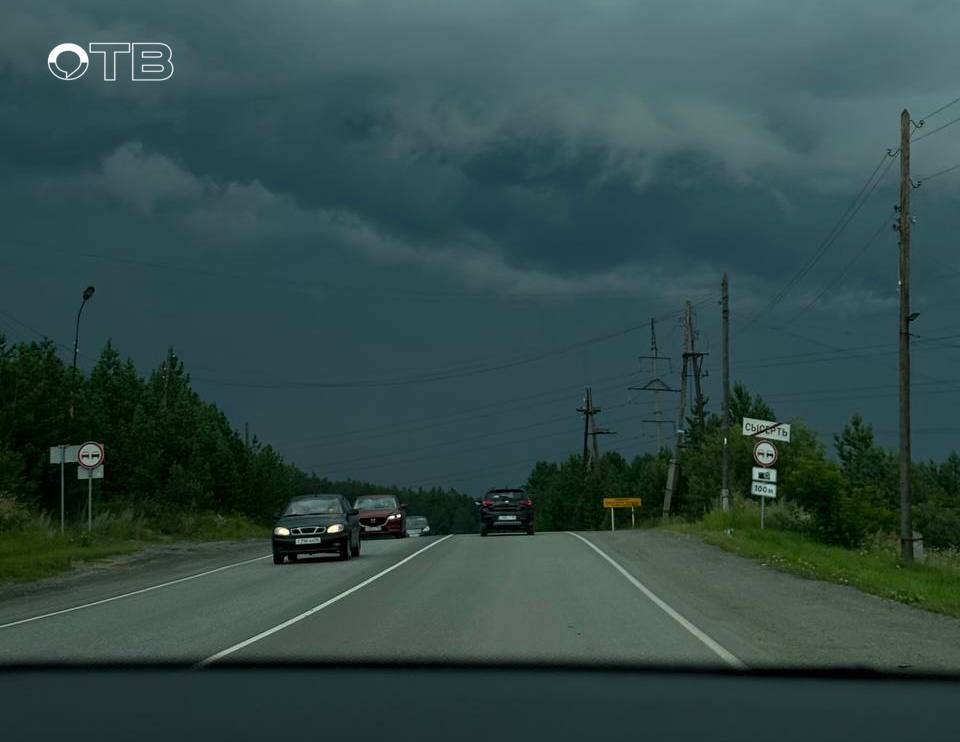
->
{"left": 76, "top": 443, "right": 105, "bottom": 533}
{"left": 49, "top": 444, "right": 80, "bottom": 535}
{"left": 749, "top": 437, "right": 779, "bottom": 530}
{"left": 602, "top": 498, "right": 641, "bottom": 532}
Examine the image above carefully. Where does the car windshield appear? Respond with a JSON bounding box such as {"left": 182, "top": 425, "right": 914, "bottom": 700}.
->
{"left": 354, "top": 496, "right": 398, "bottom": 510}
{"left": 7, "top": 0, "right": 960, "bottom": 682}
{"left": 283, "top": 498, "right": 343, "bottom": 516}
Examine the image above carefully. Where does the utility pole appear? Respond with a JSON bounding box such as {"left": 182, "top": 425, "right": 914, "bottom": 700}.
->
{"left": 630, "top": 318, "right": 677, "bottom": 451}
{"left": 721, "top": 273, "right": 731, "bottom": 512}
{"left": 577, "top": 387, "right": 597, "bottom": 466}
{"left": 577, "top": 387, "right": 614, "bottom": 468}
{"left": 662, "top": 303, "right": 692, "bottom": 519}
{"left": 689, "top": 321, "right": 708, "bottom": 429}
{"left": 898, "top": 109, "right": 914, "bottom": 562}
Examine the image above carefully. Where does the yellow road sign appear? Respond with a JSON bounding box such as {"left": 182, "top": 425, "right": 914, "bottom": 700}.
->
{"left": 602, "top": 497, "right": 642, "bottom": 508}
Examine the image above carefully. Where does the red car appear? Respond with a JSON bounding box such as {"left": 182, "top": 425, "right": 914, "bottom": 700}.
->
{"left": 354, "top": 494, "right": 407, "bottom": 538}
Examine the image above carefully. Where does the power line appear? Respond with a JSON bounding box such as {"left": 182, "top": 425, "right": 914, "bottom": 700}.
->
{"left": 191, "top": 309, "right": 699, "bottom": 390}
{"left": 277, "top": 372, "right": 638, "bottom": 448}
{"left": 912, "top": 112, "right": 960, "bottom": 143}
{"left": 920, "top": 94, "right": 960, "bottom": 122}
{"left": 916, "top": 160, "right": 960, "bottom": 185}
{"left": 738, "top": 150, "right": 897, "bottom": 334}
{"left": 784, "top": 216, "right": 890, "bottom": 321}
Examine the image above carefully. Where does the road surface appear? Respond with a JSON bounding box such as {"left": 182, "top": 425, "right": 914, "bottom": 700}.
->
{"left": 2, "top": 530, "right": 960, "bottom": 670}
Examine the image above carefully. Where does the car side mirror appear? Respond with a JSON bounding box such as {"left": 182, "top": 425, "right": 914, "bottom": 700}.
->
{"left": 350, "top": 509, "right": 359, "bottom": 516}
{"left": 400, "top": 503, "right": 408, "bottom": 509}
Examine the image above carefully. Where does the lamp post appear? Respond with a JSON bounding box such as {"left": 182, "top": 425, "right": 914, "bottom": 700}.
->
{"left": 69, "top": 286, "right": 95, "bottom": 420}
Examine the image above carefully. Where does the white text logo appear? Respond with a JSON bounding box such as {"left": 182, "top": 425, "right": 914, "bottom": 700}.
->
{"left": 48, "top": 43, "right": 174, "bottom": 81}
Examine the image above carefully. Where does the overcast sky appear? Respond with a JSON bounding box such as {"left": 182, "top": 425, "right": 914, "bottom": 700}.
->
{"left": 4, "top": 1, "right": 960, "bottom": 495}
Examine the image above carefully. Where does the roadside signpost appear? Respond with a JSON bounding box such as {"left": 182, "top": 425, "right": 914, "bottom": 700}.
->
{"left": 602, "top": 497, "right": 642, "bottom": 532}
{"left": 50, "top": 442, "right": 105, "bottom": 533}
{"left": 744, "top": 419, "right": 787, "bottom": 530}
{"left": 77, "top": 442, "right": 105, "bottom": 533}
{"left": 49, "top": 444, "right": 80, "bottom": 534}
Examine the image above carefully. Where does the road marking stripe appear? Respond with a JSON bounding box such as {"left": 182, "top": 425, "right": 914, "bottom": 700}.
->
{"left": 567, "top": 532, "right": 748, "bottom": 670}
{"left": 0, "top": 554, "right": 271, "bottom": 630}
{"left": 196, "top": 535, "right": 454, "bottom": 667}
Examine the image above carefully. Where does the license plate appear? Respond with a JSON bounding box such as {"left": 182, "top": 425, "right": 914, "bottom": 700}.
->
{"left": 363, "top": 525, "right": 382, "bottom": 532}
{"left": 498, "top": 515, "right": 517, "bottom": 521}
{"left": 295, "top": 537, "right": 323, "bottom": 545}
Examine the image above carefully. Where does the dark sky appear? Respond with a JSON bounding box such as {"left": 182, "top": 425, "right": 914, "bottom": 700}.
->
{"left": 4, "top": 1, "right": 960, "bottom": 496}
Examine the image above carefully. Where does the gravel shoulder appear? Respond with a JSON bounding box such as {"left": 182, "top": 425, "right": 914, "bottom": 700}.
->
{"left": 582, "top": 529, "right": 960, "bottom": 672}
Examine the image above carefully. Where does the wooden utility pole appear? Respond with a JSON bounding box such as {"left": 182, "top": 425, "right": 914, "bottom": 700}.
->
{"left": 898, "top": 109, "right": 914, "bottom": 562}
{"left": 721, "top": 273, "right": 731, "bottom": 512}
{"left": 577, "top": 387, "right": 598, "bottom": 466}
{"left": 662, "top": 303, "right": 692, "bottom": 519}
{"left": 578, "top": 387, "right": 614, "bottom": 468}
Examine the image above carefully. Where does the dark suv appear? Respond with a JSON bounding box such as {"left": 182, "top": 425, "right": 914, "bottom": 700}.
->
{"left": 476, "top": 488, "right": 534, "bottom": 536}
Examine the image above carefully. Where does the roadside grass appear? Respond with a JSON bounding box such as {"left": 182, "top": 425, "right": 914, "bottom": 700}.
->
{"left": 664, "top": 504, "right": 960, "bottom": 619}
{"left": 0, "top": 509, "right": 269, "bottom": 587}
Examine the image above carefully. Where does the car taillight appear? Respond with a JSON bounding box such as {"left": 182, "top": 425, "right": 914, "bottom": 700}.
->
{"left": 481, "top": 499, "right": 494, "bottom": 507}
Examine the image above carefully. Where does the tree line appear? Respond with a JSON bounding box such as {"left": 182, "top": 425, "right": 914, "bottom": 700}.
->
{"left": 0, "top": 336, "right": 476, "bottom": 534}
{"left": 523, "top": 383, "right": 960, "bottom": 549}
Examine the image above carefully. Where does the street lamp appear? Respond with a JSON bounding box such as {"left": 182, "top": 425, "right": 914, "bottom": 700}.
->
{"left": 69, "top": 286, "right": 95, "bottom": 419}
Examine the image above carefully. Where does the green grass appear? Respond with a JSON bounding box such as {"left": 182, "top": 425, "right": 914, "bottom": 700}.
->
{"left": 0, "top": 509, "right": 270, "bottom": 587}
{"left": 664, "top": 505, "right": 960, "bottom": 618}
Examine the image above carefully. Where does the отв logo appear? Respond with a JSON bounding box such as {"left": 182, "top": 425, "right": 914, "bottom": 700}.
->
{"left": 47, "top": 42, "right": 173, "bottom": 81}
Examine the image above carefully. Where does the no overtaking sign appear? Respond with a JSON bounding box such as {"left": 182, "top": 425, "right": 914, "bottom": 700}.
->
{"left": 77, "top": 441, "right": 105, "bottom": 469}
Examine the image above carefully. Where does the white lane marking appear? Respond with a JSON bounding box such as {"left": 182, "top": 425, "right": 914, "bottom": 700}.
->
{"left": 197, "top": 535, "right": 454, "bottom": 667}
{"left": 567, "top": 532, "right": 748, "bottom": 670}
{"left": 0, "top": 553, "right": 271, "bottom": 630}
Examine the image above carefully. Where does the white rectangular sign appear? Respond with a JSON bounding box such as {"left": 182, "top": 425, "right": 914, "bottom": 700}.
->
{"left": 751, "top": 481, "right": 777, "bottom": 498}
{"left": 78, "top": 465, "right": 104, "bottom": 480}
{"left": 752, "top": 467, "right": 778, "bottom": 483}
{"left": 742, "top": 417, "right": 791, "bottom": 442}
{"left": 49, "top": 445, "right": 80, "bottom": 464}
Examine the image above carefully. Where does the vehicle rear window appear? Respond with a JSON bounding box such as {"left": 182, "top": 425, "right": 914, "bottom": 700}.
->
{"left": 486, "top": 491, "right": 525, "bottom": 501}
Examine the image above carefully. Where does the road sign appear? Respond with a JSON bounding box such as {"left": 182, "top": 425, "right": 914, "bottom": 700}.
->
{"left": 78, "top": 465, "right": 104, "bottom": 480}
{"left": 49, "top": 445, "right": 80, "bottom": 464}
{"left": 77, "top": 441, "right": 104, "bottom": 469}
{"left": 603, "top": 497, "right": 642, "bottom": 508}
{"left": 753, "top": 440, "right": 778, "bottom": 467}
{"left": 742, "top": 417, "right": 791, "bottom": 443}
{"left": 751, "top": 481, "right": 777, "bottom": 498}
{"left": 752, "top": 467, "right": 777, "bottom": 483}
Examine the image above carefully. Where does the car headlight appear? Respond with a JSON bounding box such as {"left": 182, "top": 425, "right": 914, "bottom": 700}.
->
{"left": 273, "top": 527, "right": 290, "bottom": 537}
{"left": 387, "top": 513, "right": 402, "bottom": 520}
{"left": 326, "top": 523, "right": 345, "bottom": 534}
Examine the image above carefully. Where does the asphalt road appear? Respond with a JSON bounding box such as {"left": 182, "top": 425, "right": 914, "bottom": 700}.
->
{"left": 3, "top": 530, "right": 960, "bottom": 670}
